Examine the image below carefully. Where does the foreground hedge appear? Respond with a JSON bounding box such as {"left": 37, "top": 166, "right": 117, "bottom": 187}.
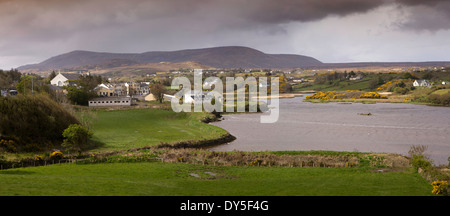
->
{"left": 0, "top": 94, "right": 79, "bottom": 152}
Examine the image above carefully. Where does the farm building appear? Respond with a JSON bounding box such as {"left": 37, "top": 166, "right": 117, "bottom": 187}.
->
{"left": 88, "top": 97, "right": 135, "bottom": 107}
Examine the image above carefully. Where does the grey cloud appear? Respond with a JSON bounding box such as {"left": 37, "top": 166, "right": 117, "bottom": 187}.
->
{"left": 1, "top": 0, "right": 450, "bottom": 69}
{"left": 3, "top": 0, "right": 449, "bottom": 39}
{"left": 394, "top": 0, "right": 450, "bottom": 31}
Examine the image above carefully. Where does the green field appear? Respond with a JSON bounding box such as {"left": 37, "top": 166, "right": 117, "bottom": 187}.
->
{"left": 0, "top": 161, "right": 432, "bottom": 196}
{"left": 0, "top": 108, "right": 437, "bottom": 196}
{"left": 432, "top": 89, "right": 450, "bottom": 95}
{"left": 89, "top": 108, "right": 228, "bottom": 152}
{"left": 293, "top": 77, "right": 372, "bottom": 92}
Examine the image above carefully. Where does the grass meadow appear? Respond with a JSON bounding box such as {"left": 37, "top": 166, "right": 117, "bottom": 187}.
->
{"left": 0, "top": 107, "right": 436, "bottom": 196}
{"left": 0, "top": 161, "right": 432, "bottom": 196}
{"left": 89, "top": 108, "right": 228, "bottom": 152}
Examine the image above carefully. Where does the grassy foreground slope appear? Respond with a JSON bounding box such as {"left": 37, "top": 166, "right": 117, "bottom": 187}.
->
{"left": 0, "top": 161, "right": 432, "bottom": 196}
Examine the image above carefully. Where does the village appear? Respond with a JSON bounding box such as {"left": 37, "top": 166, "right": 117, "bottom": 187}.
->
{"left": 41, "top": 66, "right": 449, "bottom": 108}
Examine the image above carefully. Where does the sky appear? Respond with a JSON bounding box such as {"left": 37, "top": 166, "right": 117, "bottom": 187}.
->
{"left": 1, "top": 0, "right": 450, "bottom": 70}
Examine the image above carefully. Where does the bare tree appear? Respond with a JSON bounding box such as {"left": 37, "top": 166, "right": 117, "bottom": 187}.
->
{"left": 150, "top": 83, "right": 167, "bottom": 103}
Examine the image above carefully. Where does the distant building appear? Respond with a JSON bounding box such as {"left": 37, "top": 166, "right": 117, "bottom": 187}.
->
{"left": 50, "top": 73, "right": 80, "bottom": 87}
{"left": 442, "top": 81, "right": 449, "bottom": 85}
{"left": 145, "top": 93, "right": 156, "bottom": 101}
{"left": 94, "top": 82, "right": 149, "bottom": 97}
{"left": 349, "top": 74, "right": 364, "bottom": 81}
{"left": 94, "top": 83, "right": 116, "bottom": 97}
{"left": 162, "top": 91, "right": 218, "bottom": 104}
{"left": 46, "top": 84, "right": 66, "bottom": 94}
{"left": 413, "top": 80, "right": 431, "bottom": 87}
{"left": 125, "top": 82, "right": 150, "bottom": 96}
{"left": 88, "top": 97, "right": 134, "bottom": 107}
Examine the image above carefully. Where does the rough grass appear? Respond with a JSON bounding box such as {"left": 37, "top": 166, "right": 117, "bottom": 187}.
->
{"left": 0, "top": 161, "right": 432, "bottom": 196}
{"left": 293, "top": 78, "right": 372, "bottom": 92}
{"left": 432, "top": 89, "right": 450, "bottom": 95}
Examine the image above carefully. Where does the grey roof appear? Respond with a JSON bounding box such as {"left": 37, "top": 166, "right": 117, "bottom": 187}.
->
{"left": 415, "top": 80, "right": 430, "bottom": 84}
{"left": 47, "top": 84, "right": 64, "bottom": 91}
{"left": 60, "top": 73, "right": 80, "bottom": 80}
{"left": 89, "top": 97, "right": 131, "bottom": 101}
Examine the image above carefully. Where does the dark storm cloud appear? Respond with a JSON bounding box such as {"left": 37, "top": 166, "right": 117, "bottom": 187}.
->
{"left": 1, "top": 0, "right": 449, "bottom": 39}
{"left": 237, "top": 0, "right": 387, "bottom": 23}
{"left": 0, "top": 0, "right": 394, "bottom": 50}
{"left": 394, "top": 0, "right": 450, "bottom": 31}
{"left": 1, "top": 0, "right": 450, "bottom": 69}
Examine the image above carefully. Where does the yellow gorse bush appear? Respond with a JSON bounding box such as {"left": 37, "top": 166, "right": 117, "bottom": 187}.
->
{"left": 50, "top": 151, "right": 64, "bottom": 160}
{"left": 306, "top": 91, "right": 387, "bottom": 100}
{"left": 359, "top": 92, "right": 381, "bottom": 98}
{"left": 376, "top": 79, "right": 414, "bottom": 91}
{"left": 34, "top": 155, "right": 43, "bottom": 161}
{"left": 306, "top": 91, "right": 345, "bottom": 100}
{"left": 431, "top": 180, "right": 449, "bottom": 195}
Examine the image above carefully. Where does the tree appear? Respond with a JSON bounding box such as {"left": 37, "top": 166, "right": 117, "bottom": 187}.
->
{"left": 63, "top": 74, "right": 102, "bottom": 105}
{"left": 0, "top": 69, "right": 21, "bottom": 92}
{"left": 65, "top": 86, "right": 93, "bottom": 106}
{"left": 150, "top": 83, "right": 167, "bottom": 103}
{"left": 62, "top": 124, "right": 93, "bottom": 154}
{"left": 48, "top": 71, "right": 57, "bottom": 81}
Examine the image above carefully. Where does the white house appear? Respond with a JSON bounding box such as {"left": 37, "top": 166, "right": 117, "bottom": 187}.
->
{"left": 442, "top": 81, "right": 449, "bottom": 85}
{"left": 413, "top": 80, "right": 431, "bottom": 87}
{"left": 50, "top": 73, "right": 80, "bottom": 87}
{"left": 162, "top": 91, "right": 219, "bottom": 104}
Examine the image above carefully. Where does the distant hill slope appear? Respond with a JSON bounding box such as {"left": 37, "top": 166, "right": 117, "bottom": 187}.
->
{"left": 18, "top": 46, "right": 324, "bottom": 71}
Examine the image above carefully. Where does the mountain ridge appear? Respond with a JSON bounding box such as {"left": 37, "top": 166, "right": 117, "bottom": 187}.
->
{"left": 17, "top": 46, "right": 450, "bottom": 73}
{"left": 18, "top": 46, "right": 324, "bottom": 71}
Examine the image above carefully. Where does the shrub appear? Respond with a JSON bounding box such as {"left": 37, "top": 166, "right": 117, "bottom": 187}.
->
{"left": 34, "top": 155, "right": 43, "bottom": 163}
{"left": 0, "top": 94, "right": 79, "bottom": 151}
{"left": 49, "top": 151, "right": 64, "bottom": 161}
{"left": 62, "top": 124, "right": 93, "bottom": 154}
{"left": 305, "top": 91, "right": 343, "bottom": 100}
{"left": 411, "top": 155, "right": 432, "bottom": 171}
{"left": 427, "top": 93, "right": 450, "bottom": 106}
{"left": 359, "top": 92, "right": 381, "bottom": 99}
{"left": 0, "top": 138, "right": 17, "bottom": 153}
{"left": 431, "top": 180, "right": 449, "bottom": 196}
{"left": 394, "top": 87, "right": 409, "bottom": 95}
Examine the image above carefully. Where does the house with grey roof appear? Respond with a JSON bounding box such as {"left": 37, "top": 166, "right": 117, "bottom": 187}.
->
{"left": 413, "top": 80, "right": 431, "bottom": 87}
{"left": 50, "top": 73, "right": 80, "bottom": 87}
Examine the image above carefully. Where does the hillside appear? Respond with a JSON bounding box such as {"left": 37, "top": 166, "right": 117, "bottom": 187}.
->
{"left": 18, "top": 46, "right": 324, "bottom": 72}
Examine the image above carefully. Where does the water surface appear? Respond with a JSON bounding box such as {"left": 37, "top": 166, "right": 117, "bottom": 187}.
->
{"left": 210, "top": 96, "right": 450, "bottom": 165}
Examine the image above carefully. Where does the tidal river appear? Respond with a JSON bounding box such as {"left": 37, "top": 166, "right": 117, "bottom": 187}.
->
{"left": 210, "top": 95, "right": 450, "bottom": 165}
